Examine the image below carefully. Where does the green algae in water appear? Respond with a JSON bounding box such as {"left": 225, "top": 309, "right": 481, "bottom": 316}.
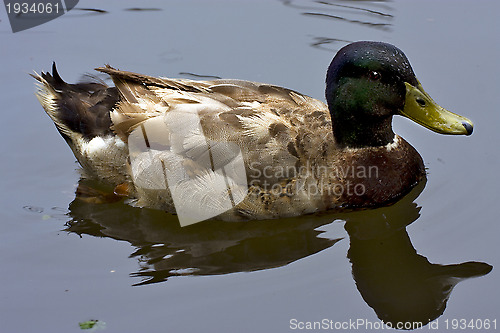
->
{"left": 79, "top": 320, "right": 105, "bottom": 330}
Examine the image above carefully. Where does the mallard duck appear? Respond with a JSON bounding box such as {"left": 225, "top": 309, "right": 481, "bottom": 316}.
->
{"left": 33, "top": 41, "right": 473, "bottom": 225}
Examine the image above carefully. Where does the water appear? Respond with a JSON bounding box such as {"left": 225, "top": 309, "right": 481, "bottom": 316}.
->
{"left": 1, "top": 1, "right": 499, "bottom": 332}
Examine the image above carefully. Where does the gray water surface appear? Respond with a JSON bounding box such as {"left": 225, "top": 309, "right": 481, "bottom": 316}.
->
{"left": 1, "top": 1, "right": 499, "bottom": 332}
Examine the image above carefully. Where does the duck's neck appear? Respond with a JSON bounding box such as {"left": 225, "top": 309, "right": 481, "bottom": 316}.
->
{"left": 332, "top": 116, "right": 395, "bottom": 148}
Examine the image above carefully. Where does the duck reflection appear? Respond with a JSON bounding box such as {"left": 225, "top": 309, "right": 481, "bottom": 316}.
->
{"left": 66, "top": 179, "right": 341, "bottom": 285}
{"left": 340, "top": 180, "right": 492, "bottom": 327}
{"left": 65, "top": 177, "right": 491, "bottom": 326}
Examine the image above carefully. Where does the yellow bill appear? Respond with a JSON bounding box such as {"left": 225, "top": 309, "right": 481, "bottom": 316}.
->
{"left": 401, "top": 80, "right": 473, "bottom": 135}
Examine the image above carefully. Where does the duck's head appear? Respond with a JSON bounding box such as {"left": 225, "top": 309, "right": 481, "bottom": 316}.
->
{"left": 326, "top": 41, "right": 473, "bottom": 148}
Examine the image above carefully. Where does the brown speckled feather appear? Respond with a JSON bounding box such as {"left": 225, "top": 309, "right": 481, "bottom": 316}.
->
{"left": 95, "top": 66, "right": 345, "bottom": 220}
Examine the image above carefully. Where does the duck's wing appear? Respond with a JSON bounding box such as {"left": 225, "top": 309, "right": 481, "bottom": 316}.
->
{"left": 97, "top": 66, "right": 335, "bottom": 222}
{"left": 96, "top": 65, "right": 332, "bottom": 165}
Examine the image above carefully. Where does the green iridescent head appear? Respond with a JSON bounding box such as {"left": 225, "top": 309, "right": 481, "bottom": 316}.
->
{"left": 326, "top": 41, "right": 473, "bottom": 148}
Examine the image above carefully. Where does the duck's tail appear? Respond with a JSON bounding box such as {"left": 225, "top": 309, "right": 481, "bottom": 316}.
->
{"left": 32, "top": 63, "right": 130, "bottom": 184}
{"left": 32, "top": 62, "right": 119, "bottom": 144}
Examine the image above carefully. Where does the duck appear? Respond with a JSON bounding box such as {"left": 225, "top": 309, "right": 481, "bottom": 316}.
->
{"left": 33, "top": 41, "right": 473, "bottom": 226}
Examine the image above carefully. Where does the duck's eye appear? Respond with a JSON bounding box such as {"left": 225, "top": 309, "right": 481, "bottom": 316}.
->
{"left": 368, "top": 71, "right": 381, "bottom": 81}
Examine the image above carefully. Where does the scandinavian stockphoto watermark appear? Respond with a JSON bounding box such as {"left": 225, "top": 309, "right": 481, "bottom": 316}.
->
{"left": 128, "top": 110, "right": 378, "bottom": 226}
{"left": 3, "top": 0, "right": 79, "bottom": 33}
{"left": 248, "top": 161, "right": 378, "bottom": 197}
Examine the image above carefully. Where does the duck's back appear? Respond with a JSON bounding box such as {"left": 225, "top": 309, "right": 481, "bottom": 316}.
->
{"left": 103, "top": 68, "right": 339, "bottom": 220}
